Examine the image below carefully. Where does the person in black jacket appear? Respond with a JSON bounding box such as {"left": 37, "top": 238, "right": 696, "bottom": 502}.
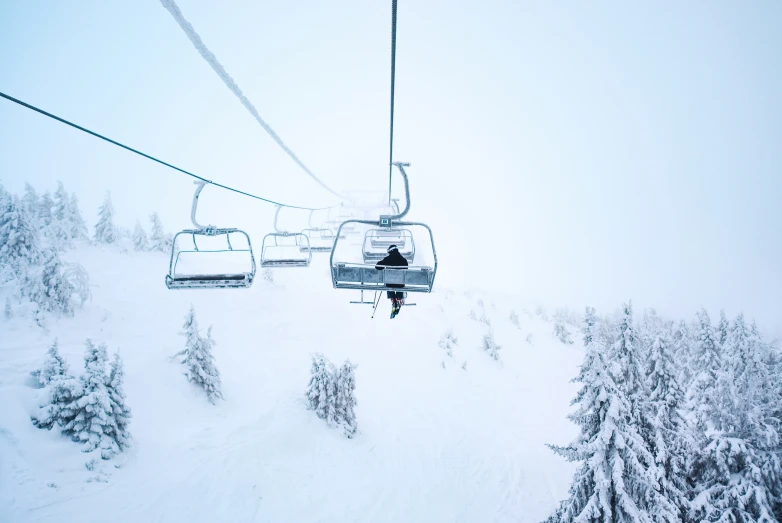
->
{"left": 375, "top": 244, "right": 408, "bottom": 318}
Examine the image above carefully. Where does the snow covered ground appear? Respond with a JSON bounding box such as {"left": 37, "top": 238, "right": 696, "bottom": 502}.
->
{"left": 0, "top": 243, "right": 583, "bottom": 523}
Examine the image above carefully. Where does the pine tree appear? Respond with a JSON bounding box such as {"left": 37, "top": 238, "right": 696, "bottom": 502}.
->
{"left": 106, "top": 353, "right": 132, "bottom": 452}
{"left": 545, "top": 313, "right": 677, "bottom": 523}
{"left": 717, "top": 309, "right": 730, "bottom": 348}
{"left": 22, "top": 182, "right": 39, "bottom": 216}
{"left": 38, "top": 191, "right": 54, "bottom": 229}
{"left": 68, "top": 194, "right": 88, "bottom": 240}
{"left": 686, "top": 308, "right": 722, "bottom": 432}
{"left": 149, "top": 212, "right": 172, "bottom": 253}
{"left": 4, "top": 297, "right": 11, "bottom": 320}
{"left": 482, "top": 330, "right": 501, "bottom": 360}
{"left": 509, "top": 309, "right": 521, "bottom": 329}
{"left": 688, "top": 317, "right": 779, "bottom": 522}
{"left": 174, "top": 306, "right": 223, "bottom": 402}
{"left": 0, "top": 195, "right": 43, "bottom": 272}
{"left": 22, "top": 251, "right": 75, "bottom": 316}
{"left": 31, "top": 372, "right": 82, "bottom": 431}
{"left": 306, "top": 353, "right": 337, "bottom": 425}
{"left": 47, "top": 181, "right": 72, "bottom": 249}
{"left": 93, "top": 192, "right": 116, "bottom": 244}
{"left": 61, "top": 340, "right": 126, "bottom": 458}
{"left": 38, "top": 339, "right": 69, "bottom": 386}
{"left": 335, "top": 360, "right": 358, "bottom": 438}
{"left": 554, "top": 321, "right": 574, "bottom": 344}
{"left": 132, "top": 221, "right": 149, "bottom": 251}
{"left": 645, "top": 333, "right": 691, "bottom": 520}
{"left": 672, "top": 320, "right": 693, "bottom": 389}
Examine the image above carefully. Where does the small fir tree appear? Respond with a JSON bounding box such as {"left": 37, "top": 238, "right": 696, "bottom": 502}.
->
{"left": 306, "top": 353, "right": 337, "bottom": 425}
{"left": 22, "top": 183, "right": 39, "bottom": 216}
{"left": 106, "top": 353, "right": 132, "bottom": 452}
{"left": 4, "top": 297, "right": 11, "bottom": 320}
{"left": 481, "top": 330, "right": 501, "bottom": 361}
{"left": 38, "top": 339, "right": 69, "bottom": 386}
{"left": 132, "top": 221, "right": 149, "bottom": 251}
{"left": 174, "top": 306, "right": 223, "bottom": 402}
{"left": 509, "top": 309, "right": 521, "bottom": 329}
{"left": 68, "top": 193, "right": 88, "bottom": 240}
{"left": 149, "top": 212, "right": 172, "bottom": 253}
{"left": 38, "top": 191, "right": 54, "bottom": 228}
{"left": 22, "top": 251, "right": 75, "bottom": 316}
{"left": 93, "top": 192, "right": 116, "bottom": 244}
{"left": 335, "top": 361, "right": 358, "bottom": 438}
{"left": 0, "top": 195, "right": 42, "bottom": 271}
{"left": 61, "top": 340, "right": 124, "bottom": 458}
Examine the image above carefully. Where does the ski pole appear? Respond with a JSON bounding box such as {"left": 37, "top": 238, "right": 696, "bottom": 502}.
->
{"left": 371, "top": 291, "right": 382, "bottom": 319}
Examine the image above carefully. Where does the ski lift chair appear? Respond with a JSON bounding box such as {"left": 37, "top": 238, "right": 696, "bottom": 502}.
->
{"left": 300, "top": 210, "right": 336, "bottom": 252}
{"left": 362, "top": 228, "right": 415, "bottom": 263}
{"left": 260, "top": 206, "right": 312, "bottom": 267}
{"left": 330, "top": 163, "right": 437, "bottom": 300}
{"left": 166, "top": 182, "right": 256, "bottom": 289}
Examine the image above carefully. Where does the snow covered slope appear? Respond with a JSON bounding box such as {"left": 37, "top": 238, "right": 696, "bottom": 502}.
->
{"left": 0, "top": 244, "right": 583, "bottom": 523}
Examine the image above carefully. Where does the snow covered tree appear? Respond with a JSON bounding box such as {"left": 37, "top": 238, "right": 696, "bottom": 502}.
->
{"left": 554, "top": 320, "right": 574, "bottom": 344}
{"left": 0, "top": 195, "right": 42, "bottom": 272}
{"left": 645, "top": 333, "right": 691, "bottom": 520}
{"left": 31, "top": 372, "right": 82, "bottom": 431}
{"left": 68, "top": 194, "right": 88, "bottom": 240}
{"left": 60, "top": 340, "right": 126, "bottom": 458}
{"left": 306, "top": 353, "right": 337, "bottom": 425}
{"left": 149, "top": 212, "right": 172, "bottom": 253}
{"left": 21, "top": 251, "right": 75, "bottom": 316}
{"left": 38, "top": 191, "right": 54, "bottom": 229}
{"left": 132, "top": 221, "right": 148, "bottom": 251}
{"left": 686, "top": 308, "right": 723, "bottom": 432}
{"left": 672, "top": 320, "right": 693, "bottom": 389}
{"left": 106, "top": 353, "right": 132, "bottom": 452}
{"left": 582, "top": 306, "right": 597, "bottom": 346}
{"left": 482, "top": 330, "right": 501, "bottom": 361}
{"left": 174, "top": 306, "right": 223, "bottom": 402}
{"left": 37, "top": 339, "right": 69, "bottom": 387}
{"left": 439, "top": 328, "right": 458, "bottom": 357}
{"left": 22, "top": 183, "right": 39, "bottom": 216}
{"left": 4, "top": 297, "right": 11, "bottom": 320}
{"left": 688, "top": 317, "right": 780, "bottom": 522}
{"left": 93, "top": 192, "right": 116, "bottom": 244}
{"left": 335, "top": 360, "right": 358, "bottom": 438}
{"left": 52, "top": 182, "right": 69, "bottom": 222}
{"left": 717, "top": 309, "right": 730, "bottom": 349}
{"left": 545, "top": 311, "right": 677, "bottom": 523}
{"left": 509, "top": 309, "right": 521, "bottom": 329}
{"left": 47, "top": 181, "right": 72, "bottom": 249}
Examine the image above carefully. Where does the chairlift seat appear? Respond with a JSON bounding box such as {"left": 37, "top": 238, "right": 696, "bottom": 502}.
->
{"left": 166, "top": 273, "right": 253, "bottom": 289}
{"left": 261, "top": 232, "right": 312, "bottom": 268}
{"left": 166, "top": 228, "right": 256, "bottom": 290}
{"left": 332, "top": 263, "right": 434, "bottom": 292}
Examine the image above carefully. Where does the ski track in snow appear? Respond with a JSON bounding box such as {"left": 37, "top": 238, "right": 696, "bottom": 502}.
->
{"left": 0, "top": 244, "right": 582, "bottom": 522}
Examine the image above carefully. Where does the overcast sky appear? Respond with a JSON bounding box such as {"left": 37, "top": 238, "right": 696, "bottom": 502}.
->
{"left": 1, "top": 1, "right": 780, "bottom": 333}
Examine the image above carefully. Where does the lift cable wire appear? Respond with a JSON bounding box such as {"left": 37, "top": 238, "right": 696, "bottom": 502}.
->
{"left": 387, "top": 0, "right": 398, "bottom": 206}
{"left": 0, "top": 91, "right": 337, "bottom": 211}
{"left": 159, "top": 0, "right": 345, "bottom": 200}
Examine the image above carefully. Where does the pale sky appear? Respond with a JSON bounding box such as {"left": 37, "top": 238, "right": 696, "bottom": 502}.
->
{"left": 1, "top": 1, "right": 780, "bottom": 333}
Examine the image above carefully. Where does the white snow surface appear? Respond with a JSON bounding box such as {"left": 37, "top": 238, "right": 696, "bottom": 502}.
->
{"left": 0, "top": 244, "right": 582, "bottom": 523}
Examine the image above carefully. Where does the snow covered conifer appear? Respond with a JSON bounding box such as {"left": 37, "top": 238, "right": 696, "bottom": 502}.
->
{"left": 509, "top": 309, "right": 520, "bottom": 329}
{"left": 686, "top": 308, "right": 723, "bottom": 431}
{"left": 61, "top": 340, "right": 124, "bottom": 458}
{"left": 38, "top": 339, "right": 69, "bottom": 386}
{"left": 481, "top": 330, "right": 501, "bottom": 361}
{"left": 22, "top": 251, "right": 75, "bottom": 316}
{"left": 149, "top": 212, "right": 172, "bottom": 253}
{"left": 672, "top": 320, "right": 692, "bottom": 389}
{"left": 688, "top": 318, "right": 780, "bottom": 522}
{"left": 553, "top": 320, "right": 573, "bottom": 344}
{"left": 545, "top": 312, "right": 677, "bottom": 523}
{"left": 174, "top": 306, "right": 223, "bottom": 402}
{"left": 582, "top": 306, "right": 597, "bottom": 346}
{"left": 93, "top": 192, "right": 116, "bottom": 244}
{"left": 132, "top": 221, "right": 149, "bottom": 251}
{"left": 717, "top": 309, "right": 730, "bottom": 348}
{"left": 68, "top": 194, "right": 88, "bottom": 240}
{"left": 612, "top": 302, "right": 647, "bottom": 400}
{"left": 22, "top": 183, "right": 39, "bottom": 216}
{"left": 31, "top": 372, "right": 82, "bottom": 431}
{"left": 106, "top": 353, "right": 132, "bottom": 452}
{"left": 4, "top": 297, "right": 11, "bottom": 320}
{"left": 38, "top": 191, "right": 54, "bottom": 228}
{"left": 645, "top": 333, "right": 691, "bottom": 520}
{"left": 0, "top": 195, "right": 43, "bottom": 272}
{"left": 52, "top": 182, "right": 69, "bottom": 222}
{"left": 306, "top": 353, "right": 337, "bottom": 424}
{"left": 335, "top": 361, "right": 358, "bottom": 438}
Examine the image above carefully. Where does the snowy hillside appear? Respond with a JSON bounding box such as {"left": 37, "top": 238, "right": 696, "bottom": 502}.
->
{"left": 1, "top": 243, "right": 584, "bottom": 523}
